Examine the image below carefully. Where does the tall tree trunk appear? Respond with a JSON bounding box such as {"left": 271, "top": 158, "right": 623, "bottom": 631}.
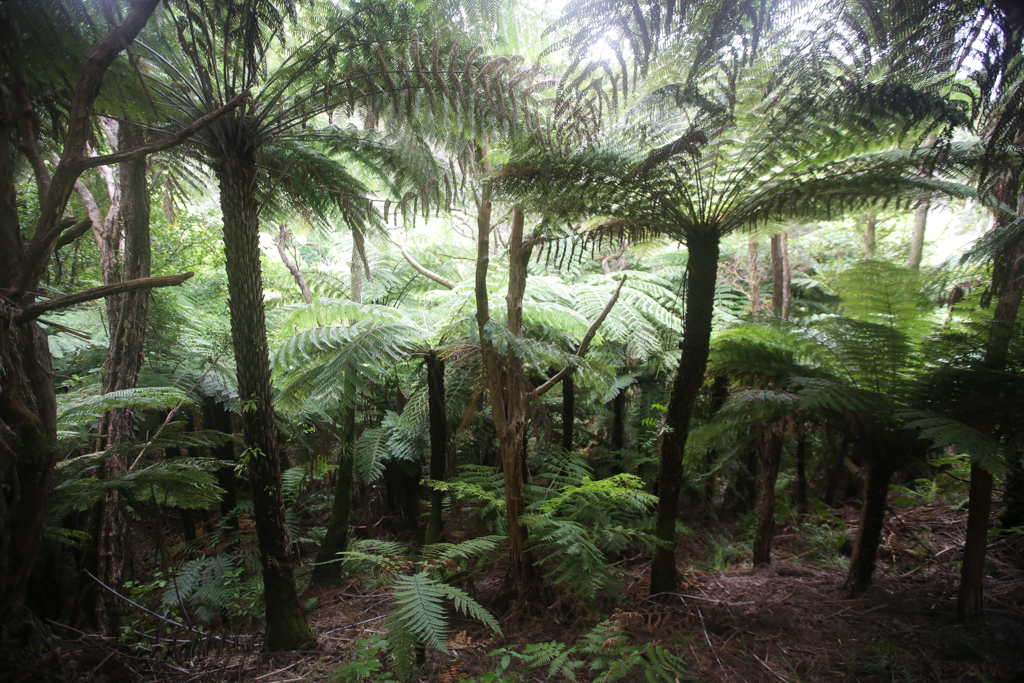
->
{"left": 204, "top": 397, "right": 239, "bottom": 529}
{"left": 424, "top": 352, "right": 448, "bottom": 545}
{"left": 476, "top": 198, "right": 537, "bottom": 600}
{"left": 216, "top": 148, "right": 312, "bottom": 650}
{"left": 610, "top": 383, "right": 626, "bottom": 452}
{"left": 753, "top": 429, "right": 783, "bottom": 566}
{"left": 311, "top": 410, "right": 356, "bottom": 585}
{"left": 844, "top": 458, "right": 892, "bottom": 596}
{"left": 782, "top": 233, "right": 792, "bottom": 317}
{"left": 650, "top": 232, "right": 719, "bottom": 596}
{"left": 76, "top": 123, "right": 152, "bottom": 635}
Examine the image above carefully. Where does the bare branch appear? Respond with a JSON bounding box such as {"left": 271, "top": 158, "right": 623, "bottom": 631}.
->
{"left": 84, "top": 91, "right": 250, "bottom": 169}
{"left": 15, "top": 272, "right": 193, "bottom": 323}
{"left": 530, "top": 275, "right": 627, "bottom": 399}
{"left": 55, "top": 219, "right": 92, "bottom": 250}
{"left": 398, "top": 240, "right": 455, "bottom": 289}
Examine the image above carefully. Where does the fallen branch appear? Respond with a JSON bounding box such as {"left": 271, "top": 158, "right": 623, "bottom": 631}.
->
{"left": 83, "top": 569, "right": 243, "bottom": 644}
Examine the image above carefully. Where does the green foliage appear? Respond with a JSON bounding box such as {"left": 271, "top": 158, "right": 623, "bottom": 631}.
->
{"left": 340, "top": 538, "right": 503, "bottom": 681}
{"left": 332, "top": 636, "right": 395, "bottom": 683}
{"left": 469, "top": 621, "right": 687, "bottom": 683}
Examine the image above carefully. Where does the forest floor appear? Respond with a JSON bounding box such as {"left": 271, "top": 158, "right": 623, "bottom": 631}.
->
{"left": 10, "top": 497, "right": 1024, "bottom": 683}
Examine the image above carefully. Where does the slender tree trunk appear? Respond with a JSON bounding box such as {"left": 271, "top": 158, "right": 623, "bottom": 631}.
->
{"left": 908, "top": 199, "right": 929, "bottom": 270}
{"left": 76, "top": 123, "right": 152, "bottom": 635}
{"left": 863, "top": 213, "right": 876, "bottom": 259}
{"left": 610, "top": 383, "right": 626, "bottom": 452}
{"left": 476, "top": 198, "right": 537, "bottom": 600}
{"left": 753, "top": 429, "right": 783, "bottom": 566}
{"left": 650, "top": 232, "right": 719, "bottom": 596}
{"left": 908, "top": 134, "right": 938, "bottom": 270}
{"left": 844, "top": 458, "right": 892, "bottom": 596}
{"left": 771, "top": 234, "right": 785, "bottom": 318}
{"left": 748, "top": 240, "right": 761, "bottom": 317}
{"left": 425, "top": 352, "right": 448, "bottom": 545}
{"left": 311, "top": 410, "right": 356, "bottom": 585}
{"left": 276, "top": 224, "right": 312, "bottom": 304}
{"left": 782, "top": 233, "right": 791, "bottom": 318}
{"left": 795, "top": 424, "right": 808, "bottom": 513}
{"left": 958, "top": 463, "right": 993, "bottom": 621}
{"left": 561, "top": 374, "right": 575, "bottom": 453}
{"left": 204, "top": 397, "right": 239, "bottom": 529}
{"left": 216, "top": 148, "right": 313, "bottom": 650}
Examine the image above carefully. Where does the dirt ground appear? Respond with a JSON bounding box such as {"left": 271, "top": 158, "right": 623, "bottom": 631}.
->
{"left": 7, "top": 500, "right": 1024, "bottom": 683}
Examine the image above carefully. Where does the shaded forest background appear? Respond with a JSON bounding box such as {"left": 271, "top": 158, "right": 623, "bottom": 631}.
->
{"left": 1, "top": 0, "right": 1022, "bottom": 681}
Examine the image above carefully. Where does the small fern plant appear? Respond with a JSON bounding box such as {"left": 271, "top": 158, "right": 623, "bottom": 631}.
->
{"left": 339, "top": 536, "right": 504, "bottom": 681}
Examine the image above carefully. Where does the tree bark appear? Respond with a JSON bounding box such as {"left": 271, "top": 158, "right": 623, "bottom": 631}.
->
{"left": 75, "top": 122, "right": 153, "bottom": 635}
{"left": 753, "top": 429, "right": 783, "bottom": 566}
{"left": 650, "top": 232, "right": 719, "bottom": 596}
{"left": 795, "top": 423, "right": 808, "bottom": 513}
{"left": 908, "top": 199, "right": 929, "bottom": 270}
{"left": 844, "top": 459, "right": 892, "bottom": 596}
{"left": 216, "top": 148, "right": 313, "bottom": 650}
{"left": 424, "top": 352, "right": 448, "bottom": 545}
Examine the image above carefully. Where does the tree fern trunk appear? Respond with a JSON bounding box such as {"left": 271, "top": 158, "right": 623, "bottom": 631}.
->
{"left": 844, "top": 458, "right": 892, "bottom": 596}
{"left": 958, "top": 463, "right": 992, "bottom": 621}
{"left": 651, "top": 232, "right": 719, "bottom": 596}
{"left": 770, "top": 234, "right": 785, "bottom": 318}
{"left": 312, "top": 410, "right": 355, "bottom": 586}
{"left": 753, "top": 430, "right": 783, "bottom": 567}
{"left": 425, "top": 352, "right": 448, "bottom": 545}
{"left": 796, "top": 423, "right": 808, "bottom": 513}
{"left": 216, "top": 148, "right": 313, "bottom": 650}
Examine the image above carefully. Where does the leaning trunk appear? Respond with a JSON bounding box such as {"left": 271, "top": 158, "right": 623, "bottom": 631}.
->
{"left": 844, "top": 458, "right": 892, "bottom": 596}
{"left": 650, "top": 232, "right": 719, "bottom": 596}
{"left": 216, "top": 147, "right": 312, "bottom": 650}
{"left": 424, "top": 352, "right": 448, "bottom": 545}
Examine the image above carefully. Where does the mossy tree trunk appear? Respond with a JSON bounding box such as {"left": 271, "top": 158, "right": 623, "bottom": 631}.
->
{"left": 650, "top": 233, "right": 719, "bottom": 596}
{"left": 216, "top": 145, "right": 313, "bottom": 650}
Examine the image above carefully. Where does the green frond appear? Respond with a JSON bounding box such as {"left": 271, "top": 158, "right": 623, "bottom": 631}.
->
{"left": 434, "top": 582, "right": 502, "bottom": 634}
{"left": 896, "top": 410, "right": 1005, "bottom": 471}
{"left": 389, "top": 572, "right": 451, "bottom": 652}
{"left": 57, "top": 387, "right": 193, "bottom": 431}
{"left": 355, "top": 427, "right": 390, "bottom": 483}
